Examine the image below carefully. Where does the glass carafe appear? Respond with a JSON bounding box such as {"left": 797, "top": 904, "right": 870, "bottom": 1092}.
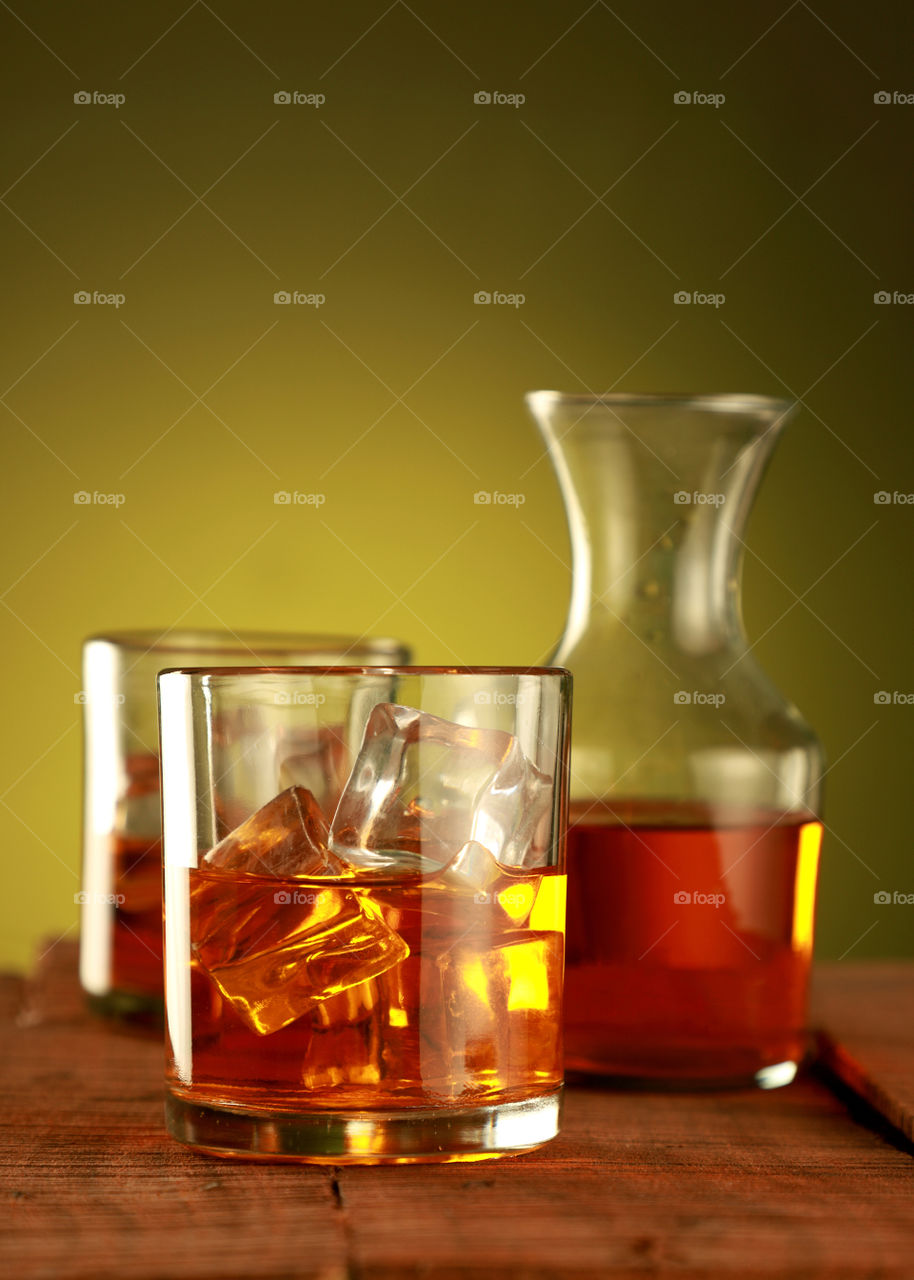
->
{"left": 527, "top": 391, "right": 824, "bottom": 1089}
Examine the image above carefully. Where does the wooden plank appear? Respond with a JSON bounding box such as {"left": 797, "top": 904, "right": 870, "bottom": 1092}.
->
{"left": 0, "top": 972, "right": 24, "bottom": 1022}
{"left": 336, "top": 1082, "right": 914, "bottom": 1279}
{"left": 15, "top": 933, "right": 87, "bottom": 1027}
{"left": 0, "top": 943, "right": 347, "bottom": 1280}
{"left": 2, "top": 943, "right": 913, "bottom": 1279}
{"left": 812, "top": 961, "right": 914, "bottom": 1144}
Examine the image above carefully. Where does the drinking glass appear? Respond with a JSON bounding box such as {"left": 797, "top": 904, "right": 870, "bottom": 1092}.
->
{"left": 79, "top": 630, "right": 409, "bottom": 1017}
{"left": 158, "top": 665, "right": 571, "bottom": 1162}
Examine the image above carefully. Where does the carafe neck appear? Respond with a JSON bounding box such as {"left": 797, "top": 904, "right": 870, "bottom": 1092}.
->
{"left": 528, "top": 393, "right": 795, "bottom": 659}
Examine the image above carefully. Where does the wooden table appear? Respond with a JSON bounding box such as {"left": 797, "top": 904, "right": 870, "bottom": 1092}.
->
{"left": 2, "top": 944, "right": 912, "bottom": 1279}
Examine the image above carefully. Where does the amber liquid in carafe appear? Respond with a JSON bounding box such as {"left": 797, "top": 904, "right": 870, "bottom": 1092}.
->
{"left": 563, "top": 801, "right": 822, "bottom": 1084}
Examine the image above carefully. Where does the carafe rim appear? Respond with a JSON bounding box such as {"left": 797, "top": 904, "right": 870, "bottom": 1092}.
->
{"left": 525, "top": 389, "right": 795, "bottom": 417}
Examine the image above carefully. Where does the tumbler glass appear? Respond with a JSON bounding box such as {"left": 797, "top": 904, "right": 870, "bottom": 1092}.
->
{"left": 158, "top": 665, "right": 571, "bottom": 1162}
{"left": 79, "top": 631, "right": 409, "bottom": 1017}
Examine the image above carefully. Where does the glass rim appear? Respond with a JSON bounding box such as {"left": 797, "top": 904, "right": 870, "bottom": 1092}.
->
{"left": 157, "top": 664, "right": 572, "bottom": 681}
{"left": 525, "top": 389, "right": 796, "bottom": 416}
{"left": 84, "top": 629, "right": 409, "bottom": 657}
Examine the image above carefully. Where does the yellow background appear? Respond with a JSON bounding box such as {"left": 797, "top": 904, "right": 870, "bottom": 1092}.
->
{"left": 1, "top": 0, "right": 912, "bottom": 969}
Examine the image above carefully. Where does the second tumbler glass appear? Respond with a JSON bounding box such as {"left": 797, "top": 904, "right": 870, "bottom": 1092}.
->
{"left": 79, "top": 630, "right": 409, "bottom": 1017}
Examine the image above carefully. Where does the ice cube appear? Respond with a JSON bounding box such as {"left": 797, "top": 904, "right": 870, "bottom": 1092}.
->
{"left": 277, "top": 723, "right": 349, "bottom": 817}
{"left": 191, "top": 786, "right": 409, "bottom": 1035}
{"left": 438, "top": 842, "right": 540, "bottom": 927}
{"left": 191, "top": 878, "right": 408, "bottom": 1036}
{"left": 375, "top": 956, "right": 451, "bottom": 1097}
{"left": 302, "top": 979, "right": 384, "bottom": 1089}
{"left": 437, "top": 931, "right": 563, "bottom": 1094}
{"left": 300, "top": 959, "right": 453, "bottom": 1098}
{"left": 204, "top": 785, "right": 339, "bottom": 877}
{"left": 329, "top": 704, "right": 554, "bottom": 871}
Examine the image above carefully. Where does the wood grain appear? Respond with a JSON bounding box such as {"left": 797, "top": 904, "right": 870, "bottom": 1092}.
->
{"left": 812, "top": 961, "right": 914, "bottom": 1144}
{"left": 1, "top": 944, "right": 913, "bottom": 1279}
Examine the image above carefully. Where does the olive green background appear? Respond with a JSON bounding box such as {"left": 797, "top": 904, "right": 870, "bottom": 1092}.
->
{"left": 1, "top": 1, "right": 911, "bottom": 970}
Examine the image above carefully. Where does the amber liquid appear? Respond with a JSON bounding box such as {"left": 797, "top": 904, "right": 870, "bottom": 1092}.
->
{"left": 167, "top": 864, "right": 565, "bottom": 1113}
{"left": 110, "top": 833, "right": 163, "bottom": 996}
{"left": 564, "top": 803, "right": 822, "bottom": 1083}
{"left": 80, "top": 751, "right": 165, "bottom": 1007}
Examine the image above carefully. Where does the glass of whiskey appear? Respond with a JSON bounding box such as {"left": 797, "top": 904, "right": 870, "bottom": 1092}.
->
{"left": 157, "top": 665, "right": 571, "bottom": 1162}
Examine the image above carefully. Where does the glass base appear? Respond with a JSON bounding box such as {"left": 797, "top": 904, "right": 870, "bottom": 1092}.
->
{"left": 165, "top": 1088, "right": 562, "bottom": 1164}
{"left": 86, "top": 989, "right": 164, "bottom": 1028}
{"left": 565, "top": 1059, "right": 800, "bottom": 1092}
